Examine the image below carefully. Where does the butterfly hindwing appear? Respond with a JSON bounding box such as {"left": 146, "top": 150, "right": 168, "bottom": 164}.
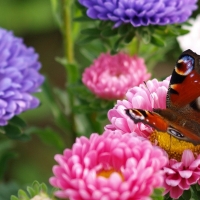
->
{"left": 167, "top": 49, "right": 200, "bottom": 108}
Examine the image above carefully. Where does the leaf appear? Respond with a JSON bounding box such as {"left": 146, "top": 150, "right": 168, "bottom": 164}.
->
{"left": 101, "top": 27, "right": 118, "bottom": 37}
{"left": 124, "top": 32, "right": 135, "bottom": 43}
{"left": 151, "top": 188, "right": 164, "bottom": 200}
{"left": 9, "top": 116, "right": 26, "bottom": 128}
{"left": 81, "top": 28, "right": 100, "bottom": 36}
{"left": 151, "top": 34, "right": 165, "bottom": 47}
{"left": 77, "top": 36, "right": 98, "bottom": 44}
{"left": 68, "top": 85, "right": 95, "bottom": 102}
{"left": 182, "top": 189, "right": 191, "bottom": 200}
{"left": 28, "top": 127, "right": 65, "bottom": 152}
{"left": 4, "top": 125, "right": 22, "bottom": 139}
{"left": 118, "top": 24, "right": 130, "bottom": 35}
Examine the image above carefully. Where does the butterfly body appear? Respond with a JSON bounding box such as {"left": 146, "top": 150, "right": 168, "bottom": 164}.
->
{"left": 126, "top": 49, "right": 200, "bottom": 145}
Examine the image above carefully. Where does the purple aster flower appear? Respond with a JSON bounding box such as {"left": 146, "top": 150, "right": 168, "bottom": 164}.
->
{"left": 0, "top": 28, "right": 44, "bottom": 126}
{"left": 79, "top": 0, "right": 198, "bottom": 27}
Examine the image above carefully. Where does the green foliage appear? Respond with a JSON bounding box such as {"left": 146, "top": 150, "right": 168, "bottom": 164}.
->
{"left": 10, "top": 181, "right": 56, "bottom": 200}
{"left": 3, "top": 117, "right": 30, "bottom": 141}
{"left": 151, "top": 188, "right": 164, "bottom": 200}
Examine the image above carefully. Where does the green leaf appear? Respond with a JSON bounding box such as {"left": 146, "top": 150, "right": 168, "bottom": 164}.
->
{"left": 178, "top": 29, "right": 190, "bottom": 35}
{"left": 124, "top": 32, "right": 135, "bottom": 43}
{"left": 10, "top": 196, "right": 18, "bottom": 200}
{"left": 18, "top": 189, "right": 29, "bottom": 199}
{"left": 81, "top": 28, "right": 100, "bottom": 36}
{"left": 182, "top": 189, "right": 191, "bottom": 200}
{"left": 151, "top": 188, "right": 164, "bottom": 200}
{"left": 9, "top": 116, "right": 27, "bottom": 128}
{"left": 195, "top": 183, "right": 200, "bottom": 191}
{"left": 40, "top": 183, "right": 48, "bottom": 193}
{"left": 101, "top": 27, "right": 118, "bottom": 37}
{"left": 68, "top": 85, "right": 95, "bottom": 102}
{"left": 151, "top": 34, "right": 165, "bottom": 47}
{"left": 26, "top": 187, "right": 35, "bottom": 198}
{"left": 32, "top": 181, "right": 40, "bottom": 195}
{"left": 4, "top": 125, "right": 22, "bottom": 139}
{"left": 113, "top": 36, "right": 125, "bottom": 52}
{"left": 118, "top": 24, "right": 130, "bottom": 35}
{"left": 77, "top": 36, "right": 98, "bottom": 44}
{"left": 28, "top": 127, "right": 65, "bottom": 152}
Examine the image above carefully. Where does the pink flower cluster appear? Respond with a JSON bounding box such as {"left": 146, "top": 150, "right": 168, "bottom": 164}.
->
{"left": 106, "top": 78, "right": 170, "bottom": 138}
{"left": 105, "top": 77, "right": 200, "bottom": 198}
{"left": 50, "top": 130, "right": 167, "bottom": 200}
{"left": 50, "top": 77, "right": 200, "bottom": 199}
{"left": 82, "top": 52, "right": 150, "bottom": 100}
{"left": 164, "top": 150, "right": 200, "bottom": 199}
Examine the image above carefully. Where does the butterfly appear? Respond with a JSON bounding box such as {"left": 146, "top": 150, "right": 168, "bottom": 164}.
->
{"left": 125, "top": 49, "right": 200, "bottom": 145}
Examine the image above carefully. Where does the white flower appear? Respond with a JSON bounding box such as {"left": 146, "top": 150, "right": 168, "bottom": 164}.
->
{"left": 177, "top": 15, "right": 200, "bottom": 54}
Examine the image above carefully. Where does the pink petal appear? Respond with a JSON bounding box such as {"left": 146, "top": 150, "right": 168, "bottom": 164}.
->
{"left": 179, "top": 170, "right": 193, "bottom": 178}
{"left": 169, "top": 186, "right": 184, "bottom": 199}
{"left": 181, "top": 150, "right": 195, "bottom": 167}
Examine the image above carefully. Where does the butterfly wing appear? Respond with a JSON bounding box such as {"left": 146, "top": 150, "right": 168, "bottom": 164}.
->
{"left": 125, "top": 50, "right": 200, "bottom": 144}
{"left": 125, "top": 109, "right": 168, "bottom": 132}
{"left": 167, "top": 49, "right": 200, "bottom": 108}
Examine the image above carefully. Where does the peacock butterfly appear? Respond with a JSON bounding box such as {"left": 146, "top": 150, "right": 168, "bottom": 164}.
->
{"left": 125, "top": 49, "right": 200, "bottom": 145}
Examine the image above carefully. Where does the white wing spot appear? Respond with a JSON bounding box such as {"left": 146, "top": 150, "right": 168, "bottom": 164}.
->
{"left": 190, "top": 73, "right": 194, "bottom": 77}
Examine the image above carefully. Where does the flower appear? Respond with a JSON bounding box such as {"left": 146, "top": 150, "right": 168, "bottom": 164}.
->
{"left": 49, "top": 130, "right": 168, "bottom": 200}
{"left": 78, "top": 0, "right": 197, "bottom": 27}
{"left": 105, "top": 78, "right": 169, "bottom": 137}
{"left": 177, "top": 15, "right": 200, "bottom": 55}
{"left": 163, "top": 150, "right": 200, "bottom": 199}
{"left": 0, "top": 28, "right": 44, "bottom": 125}
{"left": 82, "top": 52, "right": 150, "bottom": 100}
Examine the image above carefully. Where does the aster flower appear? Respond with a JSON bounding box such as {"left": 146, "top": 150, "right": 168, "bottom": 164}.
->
{"left": 163, "top": 150, "right": 200, "bottom": 199}
{"left": 105, "top": 78, "right": 169, "bottom": 137}
{"left": 0, "top": 28, "right": 44, "bottom": 125}
{"left": 78, "top": 0, "right": 197, "bottom": 27}
{"left": 177, "top": 15, "right": 200, "bottom": 55}
{"left": 49, "top": 130, "right": 168, "bottom": 200}
{"left": 82, "top": 52, "right": 150, "bottom": 100}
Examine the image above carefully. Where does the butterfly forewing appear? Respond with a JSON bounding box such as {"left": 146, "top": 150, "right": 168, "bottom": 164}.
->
{"left": 126, "top": 49, "right": 200, "bottom": 145}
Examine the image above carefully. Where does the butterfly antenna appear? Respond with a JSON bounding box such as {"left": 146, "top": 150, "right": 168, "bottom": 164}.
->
{"left": 143, "top": 81, "right": 158, "bottom": 108}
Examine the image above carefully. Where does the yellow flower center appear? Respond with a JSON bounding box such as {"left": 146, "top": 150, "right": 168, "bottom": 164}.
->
{"left": 150, "top": 131, "right": 200, "bottom": 161}
{"left": 97, "top": 169, "right": 124, "bottom": 181}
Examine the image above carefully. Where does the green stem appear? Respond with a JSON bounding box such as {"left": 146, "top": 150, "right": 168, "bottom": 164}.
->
{"left": 64, "top": 0, "right": 74, "bottom": 63}
{"left": 62, "top": 0, "right": 76, "bottom": 145}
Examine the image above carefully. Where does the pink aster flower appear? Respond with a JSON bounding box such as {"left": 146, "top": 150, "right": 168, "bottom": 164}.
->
{"left": 105, "top": 78, "right": 170, "bottom": 138}
{"left": 163, "top": 150, "right": 200, "bottom": 199}
{"left": 82, "top": 52, "right": 150, "bottom": 100}
{"left": 49, "top": 130, "right": 168, "bottom": 200}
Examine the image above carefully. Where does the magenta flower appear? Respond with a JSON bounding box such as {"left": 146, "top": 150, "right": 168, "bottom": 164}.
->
{"left": 82, "top": 52, "right": 150, "bottom": 100}
{"left": 105, "top": 78, "right": 170, "bottom": 137}
{"left": 163, "top": 150, "right": 200, "bottom": 199}
{"left": 49, "top": 130, "right": 167, "bottom": 200}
